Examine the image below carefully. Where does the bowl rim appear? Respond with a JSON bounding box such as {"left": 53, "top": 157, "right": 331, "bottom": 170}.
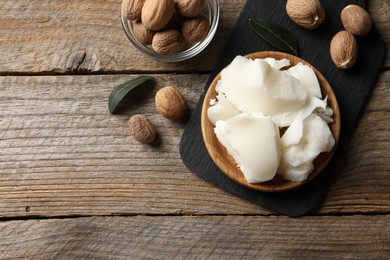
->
{"left": 120, "top": 0, "right": 220, "bottom": 63}
{"left": 201, "top": 51, "right": 341, "bottom": 192}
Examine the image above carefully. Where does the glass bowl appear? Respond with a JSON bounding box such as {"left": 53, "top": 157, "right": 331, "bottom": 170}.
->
{"left": 121, "top": 0, "right": 220, "bottom": 62}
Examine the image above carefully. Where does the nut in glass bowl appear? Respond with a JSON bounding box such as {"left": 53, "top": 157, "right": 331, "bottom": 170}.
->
{"left": 121, "top": 0, "right": 220, "bottom": 62}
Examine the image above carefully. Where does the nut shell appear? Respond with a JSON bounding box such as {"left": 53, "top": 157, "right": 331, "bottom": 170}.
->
{"left": 175, "top": 0, "right": 206, "bottom": 18}
{"left": 341, "top": 5, "right": 372, "bottom": 36}
{"left": 133, "top": 21, "right": 155, "bottom": 44}
{"left": 128, "top": 114, "right": 157, "bottom": 144}
{"left": 155, "top": 86, "right": 187, "bottom": 120}
{"left": 122, "top": 0, "right": 146, "bottom": 21}
{"left": 152, "top": 29, "right": 187, "bottom": 55}
{"left": 330, "top": 30, "right": 358, "bottom": 69}
{"left": 142, "top": 0, "right": 175, "bottom": 31}
{"left": 182, "top": 15, "right": 210, "bottom": 44}
{"left": 286, "top": 0, "right": 325, "bottom": 29}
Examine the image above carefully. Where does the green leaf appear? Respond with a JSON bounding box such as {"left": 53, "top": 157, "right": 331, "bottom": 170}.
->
{"left": 108, "top": 76, "right": 154, "bottom": 114}
{"left": 249, "top": 18, "right": 299, "bottom": 56}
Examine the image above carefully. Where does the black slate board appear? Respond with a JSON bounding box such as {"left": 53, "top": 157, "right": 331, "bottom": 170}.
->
{"left": 179, "top": 0, "right": 385, "bottom": 217}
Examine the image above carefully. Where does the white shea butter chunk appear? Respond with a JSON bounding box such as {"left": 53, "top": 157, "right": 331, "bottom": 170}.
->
{"left": 280, "top": 114, "right": 303, "bottom": 147}
{"left": 279, "top": 114, "right": 335, "bottom": 182}
{"left": 208, "top": 91, "right": 240, "bottom": 125}
{"left": 272, "top": 96, "right": 328, "bottom": 127}
{"left": 217, "top": 56, "right": 308, "bottom": 116}
{"left": 263, "top": 57, "right": 291, "bottom": 70}
{"left": 287, "top": 63, "right": 322, "bottom": 98}
{"left": 214, "top": 113, "right": 281, "bottom": 183}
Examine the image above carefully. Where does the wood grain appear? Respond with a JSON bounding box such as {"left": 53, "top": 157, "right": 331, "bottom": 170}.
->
{"left": 0, "top": 73, "right": 388, "bottom": 218}
{"left": 0, "top": 0, "right": 388, "bottom": 74}
{"left": 0, "top": 0, "right": 388, "bottom": 255}
{"left": 369, "top": 0, "right": 390, "bottom": 67}
{"left": 0, "top": 215, "right": 389, "bottom": 259}
{"left": 0, "top": 0, "right": 244, "bottom": 74}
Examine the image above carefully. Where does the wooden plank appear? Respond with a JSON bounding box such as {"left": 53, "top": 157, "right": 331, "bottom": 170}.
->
{"left": 0, "top": 73, "right": 388, "bottom": 218}
{"left": 0, "top": 0, "right": 244, "bottom": 74}
{"left": 369, "top": 0, "right": 390, "bottom": 67}
{"left": 0, "top": 0, "right": 388, "bottom": 74}
{"left": 0, "top": 215, "right": 389, "bottom": 259}
{"left": 0, "top": 74, "right": 267, "bottom": 217}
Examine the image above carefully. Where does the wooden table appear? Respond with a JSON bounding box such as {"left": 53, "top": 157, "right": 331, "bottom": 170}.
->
{"left": 0, "top": 0, "right": 389, "bottom": 258}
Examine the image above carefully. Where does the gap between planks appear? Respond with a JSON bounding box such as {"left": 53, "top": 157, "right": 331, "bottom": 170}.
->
{"left": 1, "top": 211, "right": 390, "bottom": 223}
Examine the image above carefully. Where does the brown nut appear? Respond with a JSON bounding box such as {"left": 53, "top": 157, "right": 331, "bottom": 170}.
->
{"left": 133, "top": 21, "right": 155, "bottom": 44}
{"left": 128, "top": 114, "right": 157, "bottom": 144}
{"left": 122, "top": 0, "right": 146, "bottom": 21}
{"left": 330, "top": 30, "right": 358, "bottom": 69}
{"left": 182, "top": 15, "right": 210, "bottom": 44}
{"left": 141, "top": 0, "right": 174, "bottom": 31}
{"left": 286, "top": 0, "right": 325, "bottom": 29}
{"left": 152, "top": 29, "right": 187, "bottom": 55}
{"left": 341, "top": 4, "right": 372, "bottom": 36}
{"left": 175, "top": 0, "right": 206, "bottom": 18}
{"left": 155, "top": 86, "right": 187, "bottom": 120}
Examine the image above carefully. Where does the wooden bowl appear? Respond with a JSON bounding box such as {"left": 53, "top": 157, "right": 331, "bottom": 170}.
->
{"left": 201, "top": 51, "right": 340, "bottom": 192}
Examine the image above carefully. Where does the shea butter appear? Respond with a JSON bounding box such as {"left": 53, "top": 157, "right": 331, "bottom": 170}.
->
{"left": 287, "top": 62, "right": 322, "bottom": 98}
{"left": 217, "top": 56, "right": 308, "bottom": 116}
{"left": 279, "top": 114, "right": 335, "bottom": 181}
{"left": 208, "top": 93, "right": 240, "bottom": 125}
{"left": 208, "top": 55, "right": 335, "bottom": 184}
{"left": 214, "top": 113, "right": 281, "bottom": 183}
